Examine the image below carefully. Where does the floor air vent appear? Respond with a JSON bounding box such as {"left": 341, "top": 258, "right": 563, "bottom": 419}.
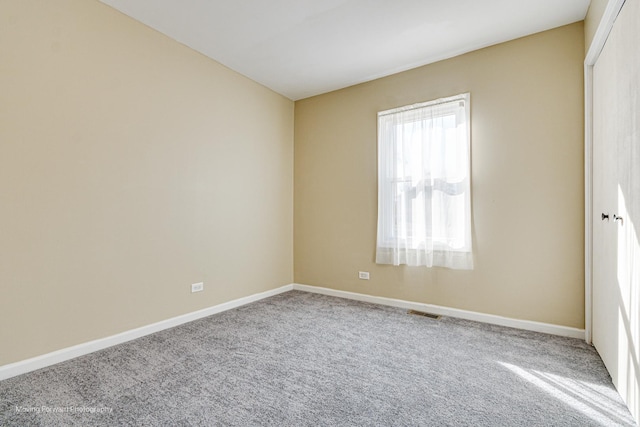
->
{"left": 407, "top": 309, "right": 441, "bottom": 320}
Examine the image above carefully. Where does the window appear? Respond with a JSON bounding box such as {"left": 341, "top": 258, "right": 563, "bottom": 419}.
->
{"left": 376, "top": 93, "right": 473, "bottom": 269}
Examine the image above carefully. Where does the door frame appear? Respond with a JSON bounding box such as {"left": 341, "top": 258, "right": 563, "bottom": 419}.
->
{"left": 584, "top": 0, "right": 626, "bottom": 344}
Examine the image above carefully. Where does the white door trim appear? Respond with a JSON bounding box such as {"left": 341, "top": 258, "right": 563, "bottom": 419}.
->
{"left": 584, "top": 0, "right": 626, "bottom": 344}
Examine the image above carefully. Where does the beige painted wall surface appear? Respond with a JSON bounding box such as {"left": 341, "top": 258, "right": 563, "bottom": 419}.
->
{"left": 0, "top": 0, "right": 293, "bottom": 365}
{"left": 585, "top": 0, "right": 609, "bottom": 53}
{"left": 294, "top": 23, "right": 585, "bottom": 328}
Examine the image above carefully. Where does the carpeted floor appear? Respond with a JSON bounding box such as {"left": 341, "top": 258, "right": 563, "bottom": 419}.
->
{"left": 0, "top": 290, "right": 636, "bottom": 426}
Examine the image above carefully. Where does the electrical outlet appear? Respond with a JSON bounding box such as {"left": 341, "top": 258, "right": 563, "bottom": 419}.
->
{"left": 191, "top": 282, "right": 204, "bottom": 293}
{"left": 358, "top": 271, "right": 370, "bottom": 280}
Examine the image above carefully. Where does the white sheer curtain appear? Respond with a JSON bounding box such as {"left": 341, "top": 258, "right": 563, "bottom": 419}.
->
{"left": 376, "top": 93, "right": 473, "bottom": 270}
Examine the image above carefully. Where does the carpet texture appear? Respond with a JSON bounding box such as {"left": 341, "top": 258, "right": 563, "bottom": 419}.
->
{"left": 0, "top": 290, "right": 636, "bottom": 426}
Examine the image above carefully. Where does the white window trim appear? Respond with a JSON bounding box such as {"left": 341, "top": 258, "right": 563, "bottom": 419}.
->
{"left": 376, "top": 93, "right": 473, "bottom": 269}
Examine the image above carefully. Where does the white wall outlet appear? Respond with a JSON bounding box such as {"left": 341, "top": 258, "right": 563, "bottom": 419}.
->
{"left": 191, "top": 282, "right": 204, "bottom": 293}
{"left": 358, "top": 271, "right": 370, "bottom": 280}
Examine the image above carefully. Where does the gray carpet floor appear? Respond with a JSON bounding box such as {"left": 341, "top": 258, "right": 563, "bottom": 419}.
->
{"left": 0, "top": 290, "right": 636, "bottom": 426}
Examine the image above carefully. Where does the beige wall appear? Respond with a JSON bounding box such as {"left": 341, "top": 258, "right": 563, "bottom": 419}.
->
{"left": 0, "top": 0, "right": 293, "bottom": 365}
{"left": 585, "top": 0, "right": 609, "bottom": 53}
{"left": 294, "top": 22, "right": 585, "bottom": 328}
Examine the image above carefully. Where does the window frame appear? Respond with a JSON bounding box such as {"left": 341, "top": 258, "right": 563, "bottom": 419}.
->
{"left": 376, "top": 93, "right": 472, "bottom": 255}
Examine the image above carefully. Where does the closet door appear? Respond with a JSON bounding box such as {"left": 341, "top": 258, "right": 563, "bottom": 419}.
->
{"left": 592, "top": 0, "right": 640, "bottom": 420}
{"left": 592, "top": 25, "right": 618, "bottom": 380}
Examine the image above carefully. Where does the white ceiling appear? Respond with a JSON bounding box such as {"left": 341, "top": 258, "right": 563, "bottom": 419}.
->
{"left": 99, "top": 0, "right": 590, "bottom": 100}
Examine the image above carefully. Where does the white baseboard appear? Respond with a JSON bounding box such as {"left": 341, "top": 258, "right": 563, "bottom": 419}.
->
{"left": 292, "top": 283, "right": 586, "bottom": 340}
{"left": 1, "top": 282, "right": 585, "bottom": 382}
{"left": 0, "top": 284, "right": 294, "bottom": 381}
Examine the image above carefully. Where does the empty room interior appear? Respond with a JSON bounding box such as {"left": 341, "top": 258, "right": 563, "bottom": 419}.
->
{"left": 1, "top": 0, "right": 639, "bottom": 425}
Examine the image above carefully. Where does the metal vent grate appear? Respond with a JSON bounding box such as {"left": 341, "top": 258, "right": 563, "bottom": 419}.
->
{"left": 407, "top": 309, "right": 441, "bottom": 320}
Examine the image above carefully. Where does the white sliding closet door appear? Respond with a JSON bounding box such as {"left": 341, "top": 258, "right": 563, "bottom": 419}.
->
{"left": 592, "top": 0, "right": 640, "bottom": 420}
